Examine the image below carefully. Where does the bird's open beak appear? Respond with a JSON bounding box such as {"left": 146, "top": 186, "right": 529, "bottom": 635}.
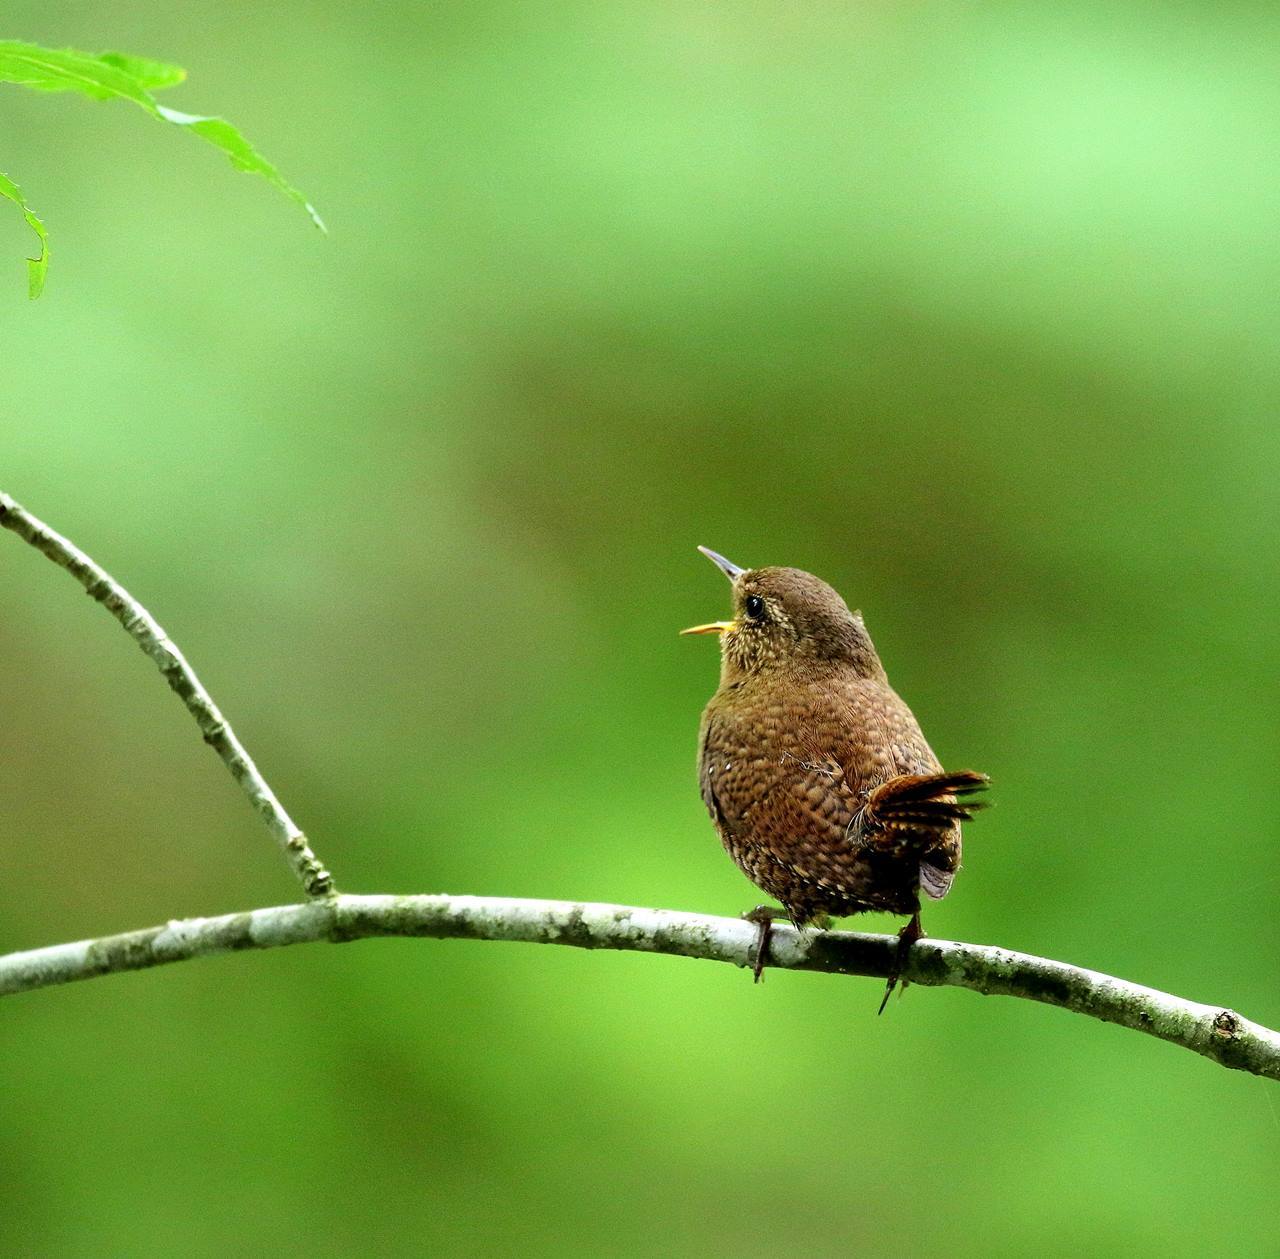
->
{"left": 681, "top": 547, "right": 745, "bottom": 636}
{"left": 697, "top": 545, "right": 744, "bottom": 581}
{"left": 680, "top": 620, "right": 736, "bottom": 636}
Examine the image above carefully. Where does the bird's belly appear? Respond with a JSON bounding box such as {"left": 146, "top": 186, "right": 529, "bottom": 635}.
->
{"left": 718, "top": 823, "right": 920, "bottom": 922}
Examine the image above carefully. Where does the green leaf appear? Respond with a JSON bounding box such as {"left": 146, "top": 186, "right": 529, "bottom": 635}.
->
{"left": 0, "top": 168, "right": 48, "bottom": 298}
{"left": 96, "top": 50, "right": 186, "bottom": 92}
{"left": 0, "top": 40, "right": 323, "bottom": 295}
{"left": 154, "top": 105, "right": 325, "bottom": 230}
{"left": 0, "top": 41, "right": 157, "bottom": 105}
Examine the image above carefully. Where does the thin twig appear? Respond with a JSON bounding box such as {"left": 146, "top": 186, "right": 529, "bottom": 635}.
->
{"left": 0, "top": 492, "right": 334, "bottom": 897}
{"left": 0, "top": 895, "right": 1275, "bottom": 1081}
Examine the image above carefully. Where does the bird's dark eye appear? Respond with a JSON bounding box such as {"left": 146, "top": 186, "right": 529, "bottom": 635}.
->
{"left": 745, "top": 595, "right": 765, "bottom": 620}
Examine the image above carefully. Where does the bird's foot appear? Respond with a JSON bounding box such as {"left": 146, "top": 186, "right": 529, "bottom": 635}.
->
{"left": 878, "top": 912, "right": 924, "bottom": 1015}
{"left": 741, "top": 906, "right": 786, "bottom": 983}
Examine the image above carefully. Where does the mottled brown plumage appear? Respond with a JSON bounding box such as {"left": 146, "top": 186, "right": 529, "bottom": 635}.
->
{"left": 683, "top": 547, "right": 988, "bottom": 996}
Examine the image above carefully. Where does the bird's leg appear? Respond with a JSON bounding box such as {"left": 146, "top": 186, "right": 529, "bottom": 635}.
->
{"left": 878, "top": 911, "right": 924, "bottom": 1015}
{"left": 740, "top": 906, "right": 786, "bottom": 983}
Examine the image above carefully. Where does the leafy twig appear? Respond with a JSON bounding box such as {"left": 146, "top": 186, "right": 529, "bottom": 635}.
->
{"left": 0, "top": 492, "right": 333, "bottom": 897}
{"left": 0, "top": 895, "right": 1276, "bottom": 1081}
{"left": 0, "top": 40, "right": 322, "bottom": 296}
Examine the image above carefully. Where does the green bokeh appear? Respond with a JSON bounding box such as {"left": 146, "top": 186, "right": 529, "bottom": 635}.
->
{"left": 3, "top": 3, "right": 1278, "bottom": 1254}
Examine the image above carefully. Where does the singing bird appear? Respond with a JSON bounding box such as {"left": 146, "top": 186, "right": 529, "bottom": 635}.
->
{"left": 683, "top": 547, "right": 988, "bottom": 1005}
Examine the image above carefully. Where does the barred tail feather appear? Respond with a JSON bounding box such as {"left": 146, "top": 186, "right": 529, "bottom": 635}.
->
{"left": 865, "top": 770, "right": 990, "bottom": 830}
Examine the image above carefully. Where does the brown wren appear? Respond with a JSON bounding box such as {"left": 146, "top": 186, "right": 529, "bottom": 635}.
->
{"left": 683, "top": 547, "right": 988, "bottom": 1006}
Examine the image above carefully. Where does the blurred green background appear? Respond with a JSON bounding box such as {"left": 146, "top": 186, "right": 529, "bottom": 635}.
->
{"left": 3, "top": 2, "right": 1278, "bottom": 1254}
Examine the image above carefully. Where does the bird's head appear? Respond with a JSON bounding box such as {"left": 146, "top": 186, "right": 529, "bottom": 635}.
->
{"left": 681, "top": 546, "right": 884, "bottom": 681}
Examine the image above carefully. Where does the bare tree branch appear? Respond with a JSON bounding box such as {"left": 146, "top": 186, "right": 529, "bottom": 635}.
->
{"left": 0, "top": 492, "right": 333, "bottom": 897}
{"left": 4, "top": 492, "right": 1277, "bottom": 1083}
{"left": 0, "top": 894, "right": 1275, "bottom": 1079}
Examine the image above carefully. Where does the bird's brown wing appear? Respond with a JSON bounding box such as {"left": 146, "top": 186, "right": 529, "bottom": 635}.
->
{"left": 798, "top": 681, "right": 986, "bottom": 902}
